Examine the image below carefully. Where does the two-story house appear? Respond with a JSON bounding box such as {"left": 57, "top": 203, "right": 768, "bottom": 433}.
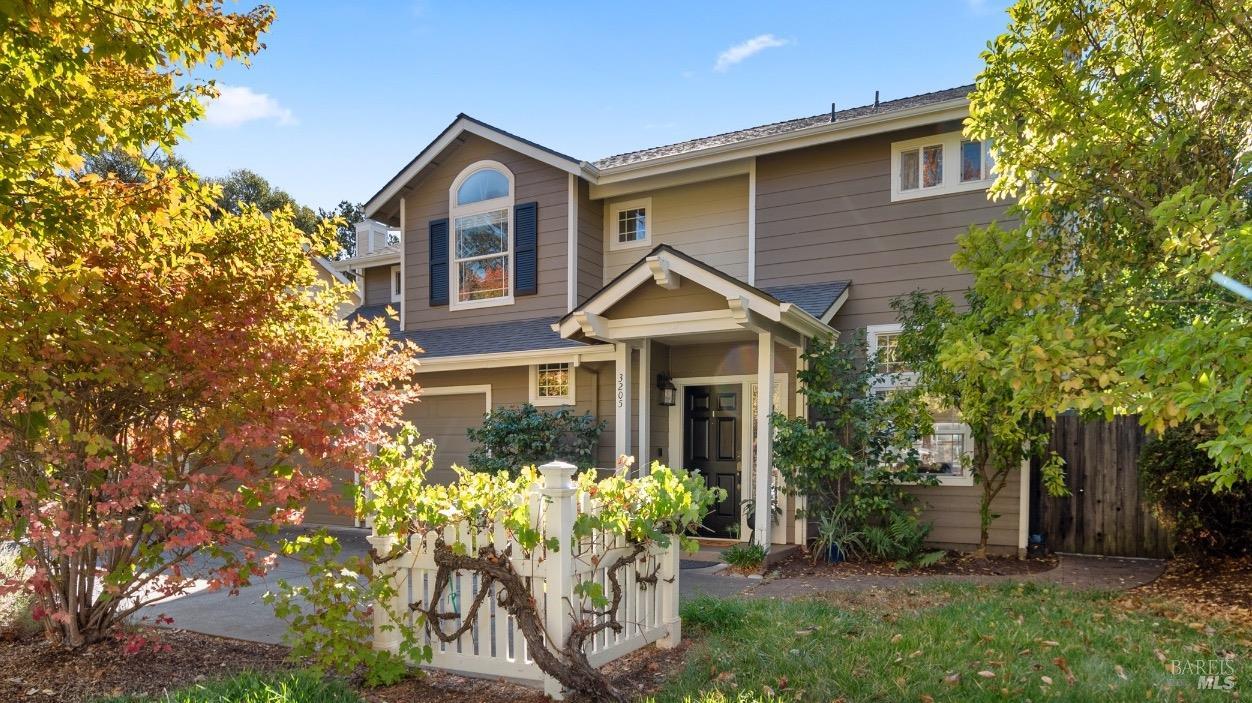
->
{"left": 332, "top": 84, "right": 1026, "bottom": 555}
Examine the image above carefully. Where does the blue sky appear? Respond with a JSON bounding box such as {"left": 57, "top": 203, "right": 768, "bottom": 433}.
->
{"left": 181, "top": 0, "right": 1016, "bottom": 210}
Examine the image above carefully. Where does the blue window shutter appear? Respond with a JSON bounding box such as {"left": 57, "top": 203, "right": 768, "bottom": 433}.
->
{"left": 514, "top": 201, "right": 538, "bottom": 296}
{"left": 429, "top": 218, "right": 449, "bottom": 307}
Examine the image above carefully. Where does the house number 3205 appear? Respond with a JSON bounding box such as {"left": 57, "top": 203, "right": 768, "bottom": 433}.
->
{"left": 616, "top": 372, "right": 625, "bottom": 408}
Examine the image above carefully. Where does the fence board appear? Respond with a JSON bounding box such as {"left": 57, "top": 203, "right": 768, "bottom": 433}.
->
{"left": 1032, "top": 414, "right": 1172, "bottom": 558}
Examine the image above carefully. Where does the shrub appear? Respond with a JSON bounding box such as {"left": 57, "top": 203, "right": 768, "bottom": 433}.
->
{"left": 772, "top": 335, "right": 941, "bottom": 565}
{"left": 1140, "top": 427, "right": 1252, "bottom": 556}
{"left": 466, "top": 403, "right": 604, "bottom": 474}
{"left": 721, "top": 543, "right": 767, "bottom": 571}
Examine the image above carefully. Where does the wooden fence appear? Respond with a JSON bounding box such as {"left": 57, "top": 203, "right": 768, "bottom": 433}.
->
{"left": 367, "top": 461, "right": 681, "bottom": 699}
{"left": 1032, "top": 414, "right": 1173, "bottom": 558}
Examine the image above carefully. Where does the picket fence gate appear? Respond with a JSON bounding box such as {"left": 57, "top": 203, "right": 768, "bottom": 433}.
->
{"left": 367, "top": 461, "right": 682, "bottom": 699}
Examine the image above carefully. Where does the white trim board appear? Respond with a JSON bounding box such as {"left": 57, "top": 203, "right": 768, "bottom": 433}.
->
{"left": 413, "top": 345, "right": 616, "bottom": 373}
{"left": 419, "top": 384, "right": 493, "bottom": 413}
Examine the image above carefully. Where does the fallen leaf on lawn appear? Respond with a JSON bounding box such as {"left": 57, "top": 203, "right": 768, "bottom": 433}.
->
{"left": 715, "top": 671, "right": 735, "bottom": 683}
{"left": 1041, "top": 675, "right": 1054, "bottom": 685}
{"left": 944, "top": 673, "right": 961, "bottom": 685}
{"left": 1054, "top": 656, "right": 1076, "bottom": 685}
{"left": 1115, "top": 664, "right": 1127, "bottom": 680}
{"left": 891, "top": 633, "right": 903, "bottom": 643}
{"left": 794, "top": 627, "right": 814, "bottom": 636}
{"left": 920, "top": 695, "right": 935, "bottom": 703}
{"left": 978, "top": 670, "right": 996, "bottom": 678}
{"left": 777, "top": 676, "right": 788, "bottom": 689}
{"left": 910, "top": 650, "right": 923, "bottom": 658}
{"left": 1154, "top": 649, "right": 1167, "bottom": 663}
{"left": 1042, "top": 640, "right": 1060, "bottom": 647}
{"left": 762, "top": 685, "right": 775, "bottom": 697}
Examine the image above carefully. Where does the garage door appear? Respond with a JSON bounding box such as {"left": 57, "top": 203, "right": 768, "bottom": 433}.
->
{"left": 403, "top": 391, "right": 488, "bottom": 484}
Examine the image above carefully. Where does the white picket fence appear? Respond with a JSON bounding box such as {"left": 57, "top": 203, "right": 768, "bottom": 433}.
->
{"left": 367, "top": 461, "right": 682, "bottom": 699}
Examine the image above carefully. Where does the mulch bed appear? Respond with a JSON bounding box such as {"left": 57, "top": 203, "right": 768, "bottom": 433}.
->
{"left": 0, "top": 628, "right": 289, "bottom": 702}
{"left": 367, "top": 639, "right": 690, "bottom": 703}
{"left": 0, "top": 626, "right": 691, "bottom": 703}
{"left": 1119, "top": 555, "right": 1252, "bottom": 633}
{"left": 764, "top": 550, "right": 1058, "bottom": 579}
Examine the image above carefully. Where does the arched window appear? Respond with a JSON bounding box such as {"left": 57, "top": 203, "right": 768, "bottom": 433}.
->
{"left": 449, "top": 161, "right": 514, "bottom": 308}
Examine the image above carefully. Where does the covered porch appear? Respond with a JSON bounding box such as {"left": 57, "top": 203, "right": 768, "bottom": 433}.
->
{"left": 555, "top": 245, "right": 847, "bottom": 548}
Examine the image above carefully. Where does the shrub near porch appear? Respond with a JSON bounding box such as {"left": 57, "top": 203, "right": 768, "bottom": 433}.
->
{"left": 654, "top": 584, "right": 1249, "bottom": 702}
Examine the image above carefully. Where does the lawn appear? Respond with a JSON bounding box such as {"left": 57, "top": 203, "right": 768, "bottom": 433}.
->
{"left": 80, "top": 582, "right": 1249, "bottom": 702}
{"left": 650, "top": 583, "right": 1249, "bottom": 702}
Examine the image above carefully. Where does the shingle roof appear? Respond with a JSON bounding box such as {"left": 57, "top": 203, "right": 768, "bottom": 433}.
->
{"left": 395, "top": 317, "right": 589, "bottom": 359}
{"left": 593, "top": 84, "right": 973, "bottom": 169}
{"left": 346, "top": 303, "right": 399, "bottom": 333}
{"left": 763, "top": 281, "right": 850, "bottom": 320}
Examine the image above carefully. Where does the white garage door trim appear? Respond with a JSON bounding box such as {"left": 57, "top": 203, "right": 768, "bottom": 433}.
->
{"left": 420, "top": 384, "right": 492, "bottom": 410}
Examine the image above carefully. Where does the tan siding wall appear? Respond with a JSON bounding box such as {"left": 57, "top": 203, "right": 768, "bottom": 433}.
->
{"left": 602, "top": 176, "right": 749, "bottom": 282}
{"left": 402, "top": 134, "right": 569, "bottom": 330}
{"left": 362, "top": 265, "right": 393, "bottom": 306}
{"left": 576, "top": 178, "right": 604, "bottom": 304}
{"left": 754, "top": 123, "right": 1012, "bottom": 334}
{"left": 603, "top": 281, "right": 729, "bottom": 318}
{"left": 907, "top": 469, "right": 1023, "bottom": 552}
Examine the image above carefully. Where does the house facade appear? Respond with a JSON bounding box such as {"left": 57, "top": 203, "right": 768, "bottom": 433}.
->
{"left": 331, "top": 84, "right": 1027, "bottom": 554}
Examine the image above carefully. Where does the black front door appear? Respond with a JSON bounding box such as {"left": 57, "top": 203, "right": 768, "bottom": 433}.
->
{"left": 684, "top": 385, "right": 741, "bottom": 537}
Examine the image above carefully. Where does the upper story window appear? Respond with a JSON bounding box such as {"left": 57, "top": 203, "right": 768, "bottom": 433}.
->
{"left": 607, "top": 197, "right": 652, "bottom": 251}
{"left": 890, "top": 132, "right": 994, "bottom": 202}
{"left": 449, "top": 161, "right": 514, "bottom": 310}
{"left": 530, "top": 362, "right": 574, "bottom": 406}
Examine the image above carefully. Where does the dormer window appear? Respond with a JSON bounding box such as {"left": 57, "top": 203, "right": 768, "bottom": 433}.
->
{"left": 449, "top": 161, "right": 514, "bottom": 309}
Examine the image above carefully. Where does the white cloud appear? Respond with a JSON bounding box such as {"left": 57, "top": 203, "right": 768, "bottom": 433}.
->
{"left": 714, "top": 34, "right": 790, "bottom": 72}
{"left": 202, "top": 85, "right": 296, "bottom": 128}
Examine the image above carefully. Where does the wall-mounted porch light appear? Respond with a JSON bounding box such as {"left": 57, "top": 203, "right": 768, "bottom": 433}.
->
{"left": 656, "top": 374, "right": 677, "bottom": 407}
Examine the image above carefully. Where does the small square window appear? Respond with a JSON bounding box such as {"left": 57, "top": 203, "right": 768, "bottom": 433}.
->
{"left": 960, "top": 139, "right": 993, "bottom": 183}
{"left": 607, "top": 198, "right": 652, "bottom": 250}
{"left": 618, "top": 207, "right": 647, "bottom": 243}
{"left": 899, "top": 149, "right": 920, "bottom": 191}
{"left": 533, "top": 362, "right": 574, "bottom": 405}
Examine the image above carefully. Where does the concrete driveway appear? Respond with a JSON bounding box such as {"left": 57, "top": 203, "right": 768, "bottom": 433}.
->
{"left": 143, "top": 529, "right": 751, "bottom": 645}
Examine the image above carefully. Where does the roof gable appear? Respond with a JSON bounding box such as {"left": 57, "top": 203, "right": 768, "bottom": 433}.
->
{"left": 364, "top": 114, "right": 596, "bottom": 220}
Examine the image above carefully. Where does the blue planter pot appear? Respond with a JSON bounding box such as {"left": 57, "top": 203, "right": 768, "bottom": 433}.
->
{"left": 826, "top": 543, "right": 845, "bottom": 564}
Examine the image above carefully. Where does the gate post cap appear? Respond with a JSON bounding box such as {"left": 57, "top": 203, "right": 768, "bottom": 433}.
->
{"left": 539, "top": 460, "right": 577, "bottom": 489}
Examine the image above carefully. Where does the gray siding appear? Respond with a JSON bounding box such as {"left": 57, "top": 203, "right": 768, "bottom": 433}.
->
{"left": 754, "top": 123, "right": 1010, "bottom": 334}
{"left": 576, "top": 178, "right": 604, "bottom": 304}
{"left": 361, "top": 265, "right": 393, "bottom": 306}
{"left": 402, "top": 133, "right": 570, "bottom": 331}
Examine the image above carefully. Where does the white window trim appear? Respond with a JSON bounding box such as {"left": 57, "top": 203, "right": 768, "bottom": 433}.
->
{"left": 390, "top": 264, "right": 402, "bottom": 303}
{"left": 889, "top": 132, "right": 994, "bottom": 202}
{"left": 606, "top": 196, "right": 653, "bottom": 251}
{"left": 529, "top": 361, "right": 576, "bottom": 406}
{"left": 448, "top": 160, "right": 515, "bottom": 311}
{"left": 867, "top": 323, "right": 974, "bottom": 486}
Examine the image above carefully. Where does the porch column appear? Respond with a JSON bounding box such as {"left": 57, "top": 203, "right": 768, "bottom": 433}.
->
{"left": 614, "top": 342, "right": 632, "bottom": 464}
{"left": 637, "top": 339, "right": 651, "bottom": 476}
{"left": 754, "top": 331, "right": 774, "bottom": 548}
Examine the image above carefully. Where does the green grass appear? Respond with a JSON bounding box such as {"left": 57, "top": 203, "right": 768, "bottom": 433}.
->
{"left": 650, "top": 583, "right": 1250, "bottom": 702}
{"left": 94, "top": 671, "right": 361, "bottom": 703}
